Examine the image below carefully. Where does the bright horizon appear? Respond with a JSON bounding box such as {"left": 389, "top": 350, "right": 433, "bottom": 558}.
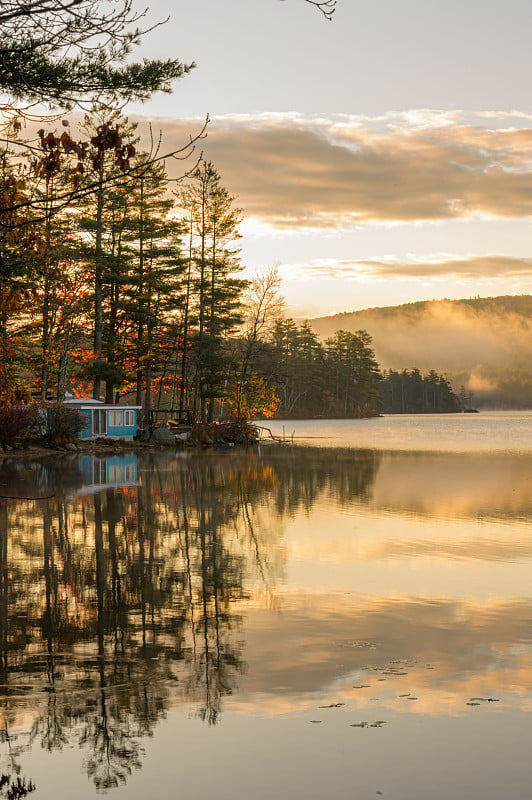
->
{"left": 129, "top": 1, "right": 532, "bottom": 316}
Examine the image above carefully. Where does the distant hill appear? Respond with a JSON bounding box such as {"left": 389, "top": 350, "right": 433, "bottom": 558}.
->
{"left": 308, "top": 296, "right": 532, "bottom": 409}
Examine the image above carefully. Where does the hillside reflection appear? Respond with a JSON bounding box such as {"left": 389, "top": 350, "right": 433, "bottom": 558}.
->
{"left": 0, "top": 446, "right": 531, "bottom": 793}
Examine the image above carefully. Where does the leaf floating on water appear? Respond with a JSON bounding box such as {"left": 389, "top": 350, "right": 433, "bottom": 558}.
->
{"left": 399, "top": 693, "right": 411, "bottom": 697}
{"left": 319, "top": 702, "right": 345, "bottom": 708}
{"left": 337, "top": 640, "right": 378, "bottom": 650}
{"left": 469, "top": 697, "right": 500, "bottom": 703}
{"left": 352, "top": 685, "right": 371, "bottom": 689}
{"left": 466, "top": 702, "right": 481, "bottom": 706}
{"left": 406, "top": 696, "right": 418, "bottom": 700}
{"left": 351, "top": 720, "right": 386, "bottom": 728}
{"left": 309, "top": 720, "right": 322, "bottom": 723}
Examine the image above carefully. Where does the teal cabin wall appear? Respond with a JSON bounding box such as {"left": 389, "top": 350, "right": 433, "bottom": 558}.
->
{"left": 67, "top": 406, "right": 137, "bottom": 439}
{"left": 106, "top": 409, "right": 137, "bottom": 439}
{"left": 61, "top": 402, "right": 138, "bottom": 440}
{"left": 78, "top": 410, "right": 92, "bottom": 439}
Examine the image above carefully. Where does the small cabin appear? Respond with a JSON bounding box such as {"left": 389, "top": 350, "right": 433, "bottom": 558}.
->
{"left": 63, "top": 397, "right": 141, "bottom": 440}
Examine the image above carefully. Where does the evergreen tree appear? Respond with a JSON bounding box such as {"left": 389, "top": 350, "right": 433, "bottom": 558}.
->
{"left": 122, "top": 161, "right": 185, "bottom": 420}
{"left": 379, "top": 369, "right": 460, "bottom": 413}
{"left": 179, "top": 162, "right": 247, "bottom": 422}
{"left": 269, "top": 319, "right": 326, "bottom": 416}
{"left": 0, "top": 0, "right": 194, "bottom": 109}
{"left": 74, "top": 111, "right": 139, "bottom": 399}
{"left": 324, "top": 330, "right": 381, "bottom": 416}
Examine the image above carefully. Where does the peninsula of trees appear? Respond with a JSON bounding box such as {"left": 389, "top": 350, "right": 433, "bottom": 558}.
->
{"left": 0, "top": 116, "right": 461, "bottom": 424}
{"left": 0, "top": 0, "right": 463, "bottom": 429}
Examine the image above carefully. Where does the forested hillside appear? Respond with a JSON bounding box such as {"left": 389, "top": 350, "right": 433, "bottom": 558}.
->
{"left": 308, "top": 296, "right": 532, "bottom": 408}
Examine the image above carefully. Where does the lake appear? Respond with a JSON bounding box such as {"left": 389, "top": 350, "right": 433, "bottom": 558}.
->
{"left": 0, "top": 413, "right": 531, "bottom": 799}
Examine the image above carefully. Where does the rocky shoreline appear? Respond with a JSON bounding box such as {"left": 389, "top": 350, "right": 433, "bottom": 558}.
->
{"left": 0, "top": 420, "right": 264, "bottom": 458}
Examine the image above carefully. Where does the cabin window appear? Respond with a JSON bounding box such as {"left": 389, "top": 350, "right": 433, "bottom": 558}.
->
{"left": 124, "top": 410, "right": 134, "bottom": 427}
{"left": 108, "top": 410, "right": 123, "bottom": 427}
{"left": 124, "top": 464, "right": 136, "bottom": 481}
{"left": 108, "top": 464, "right": 124, "bottom": 483}
{"left": 93, "top": 458, "right": 107, "bottom": 484}
{"left": 93, "top": 409, "right": 106, "bottom": 435}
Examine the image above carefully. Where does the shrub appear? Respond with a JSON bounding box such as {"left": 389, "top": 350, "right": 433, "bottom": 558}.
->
{"left": 47, "top": 405, "right": 87, "bottom": 444}
{"left": 0, "top": 405, "right": 45, "bottom": 447}
{"left": 188, "top": 420, "right": 259, "bottom": 447}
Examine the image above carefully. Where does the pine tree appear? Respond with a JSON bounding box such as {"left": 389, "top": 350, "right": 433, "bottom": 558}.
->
{"left": 324, "top": 330, "right": 381, "bottom": 416}
{"left": 178, "top": 162, "right": 247, "bottom": 422}
{"left": 0, "top": 0, "right": 194, "bottom": 109}
{"left": 75, "top": 110, "right": 139, "bottom": 399}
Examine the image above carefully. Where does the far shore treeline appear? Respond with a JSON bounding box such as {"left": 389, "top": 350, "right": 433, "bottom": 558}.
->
{"left": 0, "top": 112, "right": 464, "bottom": 428}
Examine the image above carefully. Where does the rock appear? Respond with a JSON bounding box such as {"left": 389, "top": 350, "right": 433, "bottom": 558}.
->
{"left": 151, "top": 427, "right": 177, "bottom": 446}
{"left": 64, "top": 443, "right": 78, "bottom": 452}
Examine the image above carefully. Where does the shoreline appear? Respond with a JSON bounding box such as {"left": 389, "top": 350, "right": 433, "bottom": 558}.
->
{"left": 0, "top": 439, "right": 178, "bottom": 460}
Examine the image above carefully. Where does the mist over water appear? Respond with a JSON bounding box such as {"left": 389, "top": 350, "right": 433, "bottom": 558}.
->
{"left": 0, "top": 416, "right": 531, "bottom": 799}
{"left": 262, "top": 411, "right": 532, "bottom": 452}
{"left": 309, "top": 297, "right": 532, "bottom": 406}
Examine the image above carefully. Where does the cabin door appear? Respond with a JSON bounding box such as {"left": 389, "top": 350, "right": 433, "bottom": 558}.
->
{"left": 93, "top": 409, "right": 107, "bottom": 436}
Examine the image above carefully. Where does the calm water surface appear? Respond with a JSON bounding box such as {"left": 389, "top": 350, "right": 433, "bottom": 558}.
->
{"left": 0, "top": 414, "right": 531, "bottom": 799}
{"left": 261, "top": 410, "right": 532, "bottom": 452}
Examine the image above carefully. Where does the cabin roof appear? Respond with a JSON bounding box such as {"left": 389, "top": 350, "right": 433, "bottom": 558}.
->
{"left": 63, "top": 397, "right": 141, "bottom": 410}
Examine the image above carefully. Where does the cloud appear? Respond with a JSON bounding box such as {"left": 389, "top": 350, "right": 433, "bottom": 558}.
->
{"left": 296, "top": 255, "right": 532, "bottom": 280}
{"left": 368, "top": 255, "right": 532, "bottom": 279}
{"left": 136, "top": 112, "right": 532, "bottom": 230}
{"left": 277, "top": 254, "right": 532, "bottom": 282}
{"left": 236, "top": 593, "right": 532, "bottom": 712}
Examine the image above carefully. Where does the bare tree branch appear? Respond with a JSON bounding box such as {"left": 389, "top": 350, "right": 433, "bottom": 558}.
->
{"left": 305, "top": 0, "right": 336, "bottom": 19}
{"left": 281, "top": 0, "right": 337, "bottom": 21}
{"left": 0, "top": 116, "right": 209, "bottom": 230}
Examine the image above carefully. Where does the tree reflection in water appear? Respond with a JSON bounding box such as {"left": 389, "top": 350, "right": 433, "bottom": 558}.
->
{"left": 0, "top": 448, "right": 379, "bottom": 790}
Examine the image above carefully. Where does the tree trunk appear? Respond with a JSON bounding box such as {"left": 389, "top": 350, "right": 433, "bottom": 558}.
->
{"left": 92, "top": 174, "right": 105, "bottom": 400}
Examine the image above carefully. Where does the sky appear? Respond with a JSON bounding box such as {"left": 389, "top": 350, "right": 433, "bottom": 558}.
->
{"left": 125, "top": 0, "right": 532, "bottom": 317}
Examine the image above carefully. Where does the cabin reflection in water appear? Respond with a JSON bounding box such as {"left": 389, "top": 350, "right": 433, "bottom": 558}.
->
{"left": 75, "top": 454, "right": 141, "bottom": 495}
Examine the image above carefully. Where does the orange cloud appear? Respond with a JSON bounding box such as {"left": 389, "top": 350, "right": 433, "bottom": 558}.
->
{"left": 136, "top": 113, "right": 532, "bottom": 229}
